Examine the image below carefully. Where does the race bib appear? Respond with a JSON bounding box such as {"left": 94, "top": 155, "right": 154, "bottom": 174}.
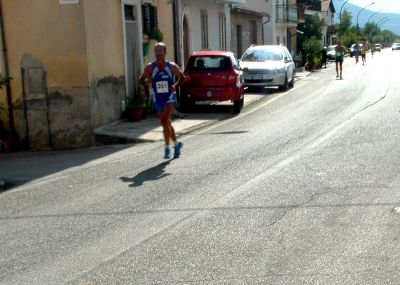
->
{"left": 337, "top": 52, "right": 342, "bottom": 56}
{"left": 156, "top": 81, "right": 169, "bottom": 93}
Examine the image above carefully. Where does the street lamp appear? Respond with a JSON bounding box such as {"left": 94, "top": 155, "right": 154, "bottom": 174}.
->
{"left": 357, "top": 2, "right": 375, "bottom": 28}
{"left": 378, "top": 19, "right": 389, "bottom": 29}
{"left": 367, "top": 9, "right": 382, "bottom": 25}
{"left": 339, "top": 0, "right": 350, "bottom": 25}
{"left": 377, "top": 16, "right": 389, "bottom": 26}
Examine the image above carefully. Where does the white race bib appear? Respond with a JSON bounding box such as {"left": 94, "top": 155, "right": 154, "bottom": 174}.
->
{"left": 337, "top": 52, "right": 342, "bottom": 56}
{"left": 156, "top": 81, "right": 169, "bottom": 93}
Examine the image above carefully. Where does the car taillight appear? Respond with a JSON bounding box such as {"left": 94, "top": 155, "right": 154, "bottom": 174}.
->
{"left": 227, "top": 70, "right": 239, "bottom": 86}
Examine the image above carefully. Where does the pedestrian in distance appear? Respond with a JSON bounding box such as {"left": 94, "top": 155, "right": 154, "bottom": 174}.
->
{"left": 361, "top": 44, "right": 367, "bottom": 65}
{"left": 322, "top": 47, "right": 328, "bottom": 68}
{"left": 139, "top": 42, "right": 185, "bottom": 159}
{"left": 355, "top": 43, "right": 360, "bottom": 63}
{"left": 335, "top": 41, "right": 345, "bottom": 80}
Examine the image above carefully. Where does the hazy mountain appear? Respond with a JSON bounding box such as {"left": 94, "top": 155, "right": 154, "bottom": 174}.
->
{"left": 333, "top": 2, "right": 400, "bottom": 35}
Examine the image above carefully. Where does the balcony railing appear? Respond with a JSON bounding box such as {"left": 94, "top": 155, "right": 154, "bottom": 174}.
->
{"left": 276, "top": 5, "right": 298, "bottom": 24}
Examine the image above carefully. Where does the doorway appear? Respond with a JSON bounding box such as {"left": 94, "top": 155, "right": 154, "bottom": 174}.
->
{"left": 183, "top": 16, "right": 190, "bottom": 68}
{"left": 123, "top": 4, "right": 140, "bottom": 100}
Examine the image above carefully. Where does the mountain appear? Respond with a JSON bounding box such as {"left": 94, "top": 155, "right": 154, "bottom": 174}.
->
{"left": 333, "top": 2, "right": 400, "bottom": 36}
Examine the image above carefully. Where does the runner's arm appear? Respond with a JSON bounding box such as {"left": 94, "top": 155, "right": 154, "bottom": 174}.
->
{"left": 170, "top": 63, "right": 186, "bottom": 93}
{"left": 139, "top": 64, "right": 153, "bottom": 87}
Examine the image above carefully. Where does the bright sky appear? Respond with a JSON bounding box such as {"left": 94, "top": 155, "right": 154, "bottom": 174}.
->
{"left": 347, "top": 0, "right": 400, "bottom": 14}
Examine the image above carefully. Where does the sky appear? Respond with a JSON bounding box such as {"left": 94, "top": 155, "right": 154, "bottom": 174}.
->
{"left": 344, "top": 0, "right": 400, "bottom": 14}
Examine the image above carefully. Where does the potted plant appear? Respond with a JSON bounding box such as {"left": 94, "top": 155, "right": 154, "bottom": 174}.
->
{"left": 0, "top": 74, "right": 13, "bottom": 152}
{"left": 149, "top": 29, "right": 163, "bottom": 42}
{"left": 126, "top": 95, "right": 148, "bottom": 122}
{"left": 0, "top": 118, "right": 12, "bottom": 153}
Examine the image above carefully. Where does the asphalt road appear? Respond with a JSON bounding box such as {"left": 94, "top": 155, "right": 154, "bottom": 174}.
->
{"left": 1, "top": 49, "right": 400, "bottom": 285}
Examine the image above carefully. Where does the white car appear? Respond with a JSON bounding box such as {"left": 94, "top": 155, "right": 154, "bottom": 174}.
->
{"left": 392, "top": 43, "right": 400, "bottom": 51}
{"left": 327, "top": 45, "right": 337, "bottom": 60}
{"left": 239, "top": 45, "right": 296, "bottom": 91}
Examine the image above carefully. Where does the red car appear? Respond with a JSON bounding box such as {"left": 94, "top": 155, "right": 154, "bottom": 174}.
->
{"left": 180, "top": 51, "right": 245, "bottom": 114}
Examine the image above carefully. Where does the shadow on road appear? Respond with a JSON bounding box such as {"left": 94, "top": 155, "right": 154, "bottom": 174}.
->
{"left": 0, "top": 145, "right": 130, "bottom": 193}
{"left": 120, "top": 160, "right": 172, "bottom": 188}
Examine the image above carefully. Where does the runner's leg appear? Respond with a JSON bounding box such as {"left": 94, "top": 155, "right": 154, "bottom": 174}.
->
{"left": 164, "top": 103, "right": 176, "bottom": 143}
{"left": 335, "top": 61, "right": 339, "bottom": 77}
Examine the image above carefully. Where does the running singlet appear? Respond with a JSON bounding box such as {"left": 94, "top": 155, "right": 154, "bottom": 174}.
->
{"left": 336, "top": 47, "right": 345, "bottom": 62}
{"left": 151, "top": 61, "right": 177, "bottom": 112}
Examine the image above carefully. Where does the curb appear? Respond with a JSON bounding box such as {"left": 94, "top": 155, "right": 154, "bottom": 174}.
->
{"left": 0, "top": 178, "right": 6, "bottom": 190}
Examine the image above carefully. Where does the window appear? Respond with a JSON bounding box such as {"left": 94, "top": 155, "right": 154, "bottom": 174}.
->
{"left": 236, "top": 25, "right": 243, "bottom": 57}
{"left": 250, "top": 21, "right": 257, "bottom": 45}
{"left": 142, "top": 3, "right": 158, "bottom": 35}
{"left": 188, "top": 56, "right": 232, "bottom": 71}
{"left": 201, "top": 10, "right": 209, "bottom": 49}
{"left": 124, "top": 5, "right": 135, "bottom": 21}
{"left": 219, "top": 13, "right": 226, "bottom": 50}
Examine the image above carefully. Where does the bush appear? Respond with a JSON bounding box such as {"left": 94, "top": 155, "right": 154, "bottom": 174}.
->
{"left": 304, "top": 37, "right": 323, "bottom": 70}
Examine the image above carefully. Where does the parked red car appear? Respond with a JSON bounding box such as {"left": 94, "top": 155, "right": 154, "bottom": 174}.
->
{"left": 180, "top": 51, "right": 245, "bottom": 114}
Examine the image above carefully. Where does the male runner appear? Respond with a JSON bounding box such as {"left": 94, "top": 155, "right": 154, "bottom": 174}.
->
{"left": 335, "top": 41, "right": 345, "bottom": 79}
{"left": 361, "top": 44, "right": 367, "bottom": 65}
{"left": 139, "top": 43, "right": 185, "bottom": 159}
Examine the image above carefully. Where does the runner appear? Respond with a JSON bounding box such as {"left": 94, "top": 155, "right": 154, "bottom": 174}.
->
{"left": 335, "top": 41, "right": 345, "bottom": 79}
{"left": 361, "top": 44, "right": 367, "bottom": 65}
{"left": 139, "top": 42, "right": 185, "bottom": 159}
{"left": 354, "top": 43, "right": 360, "bottom": 63}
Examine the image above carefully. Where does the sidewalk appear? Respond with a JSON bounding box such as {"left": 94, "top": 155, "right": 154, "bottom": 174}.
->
{"left": 94, "top": 93, "right": 264, "bottom": 145}
{"left": 94, "top": 69, "right": 312, "bottom": 145}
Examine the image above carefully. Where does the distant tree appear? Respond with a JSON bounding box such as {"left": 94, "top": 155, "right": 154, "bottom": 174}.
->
{"left": 337, "top": 9, "right": 352, "bottom": 35}
{"left": 304, "top": 14, "right": 324, "bottom": 39}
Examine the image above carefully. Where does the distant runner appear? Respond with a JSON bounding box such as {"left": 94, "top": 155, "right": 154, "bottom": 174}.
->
{"left": 335, "top": 41, "right": 345, "bottom": 79}
{"left": 361, "top": 44, "right": 367, "bottom": 65}
{"left": 139, "top": 42, "right": 185, "bottom": 159}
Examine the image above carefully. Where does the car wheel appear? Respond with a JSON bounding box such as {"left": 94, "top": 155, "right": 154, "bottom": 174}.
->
{"left": 279, "top": 75, "right": 289, "bottom": 91}
{"left": 288, "top": 73, "right": 295, "bottom": 88}
{"left": 233, "top": 98, "right": 242, "bottom": 114}
{"left": 180, "top": 98, "right": 194, "bottom": 112}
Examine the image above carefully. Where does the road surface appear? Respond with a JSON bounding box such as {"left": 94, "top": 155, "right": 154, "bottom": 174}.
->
{"left": 1, "top": 49, "right": 400, "bottom": 284}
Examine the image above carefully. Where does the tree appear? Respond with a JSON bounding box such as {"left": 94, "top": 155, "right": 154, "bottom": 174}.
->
{"left": 303, "top": 14, "right": 324, "bottom": 39}
{"left": 337, "top": 9, "right": 352, "bottom": 35}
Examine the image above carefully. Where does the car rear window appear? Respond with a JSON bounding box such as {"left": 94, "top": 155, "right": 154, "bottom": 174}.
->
{"left": 187, "top": 56, "right": 232, "bottom": 70}
{"left": 241, "top": 49, "right": 283, "bottom": 62}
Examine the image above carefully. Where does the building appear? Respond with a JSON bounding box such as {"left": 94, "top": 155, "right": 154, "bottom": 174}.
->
{"left": 275, "top": 0, "right": 298, "bottom": 52}
{"left": 0, "top": 0, "right": 175, "bottom": 150}
{"left": 177, "top": 0, "right": 239, "bottom": 67}
{"left": 302, "top": 0, "right": 336, "bottom": 46}
{"left": 321, "top": 0, "right": 336, "bottom": 46}
{"left": 230, "top": 0, "right": 272, "bottom": 57}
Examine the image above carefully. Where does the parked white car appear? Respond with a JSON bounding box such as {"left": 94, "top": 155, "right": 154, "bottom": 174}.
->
{"left": 327, "top": 45, "right": 337, "bottom": 60}
{"left": 239, "top": 45, "right": 295, "bottom": 91}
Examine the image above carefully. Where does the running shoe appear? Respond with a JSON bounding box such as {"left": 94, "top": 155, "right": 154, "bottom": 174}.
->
{"left": 174, "top": 142, "right": 183, "bottom": 158}
{"left": 164, "top": 147, "right": 171, "bottom": 159}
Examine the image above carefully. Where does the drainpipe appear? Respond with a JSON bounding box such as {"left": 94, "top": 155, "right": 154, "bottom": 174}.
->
{"left": 172, "top": 0, "right": 181, "bottom": 66}
{"left": 0, "top": 7, "right": 17, "bottom": 144}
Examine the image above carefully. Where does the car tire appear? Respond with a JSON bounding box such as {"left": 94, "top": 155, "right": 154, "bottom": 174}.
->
{"left": 233, "top": 97, "right": 243, "bottom": 114}
{"left": 288, "top": 73, "right": 295, "bottom": 88}
{"left": 180, "top": 98, "right": 194, "bottom": 113}
{"left": 279, "top": 75, "right": 289, "bottom": 91}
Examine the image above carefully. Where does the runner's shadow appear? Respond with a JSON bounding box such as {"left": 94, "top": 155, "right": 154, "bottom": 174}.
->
{"left": 120, "top": 160, "right": 171, "bottom": 188}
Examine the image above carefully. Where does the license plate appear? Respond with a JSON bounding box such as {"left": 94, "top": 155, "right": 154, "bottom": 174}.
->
{"left": 253, "top": 75, "right": 262, "bottom": 80}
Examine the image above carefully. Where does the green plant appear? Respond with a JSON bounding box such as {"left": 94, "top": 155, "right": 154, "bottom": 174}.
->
{"left": 0, "top": 73, "right": 12, "bottom": 89}
{"left": 127, "top": 95, "right": 148, "bottom": 108}
{"left": 149, "top": 29, "right": 163, "bottom": 42}
{"left": 304, "top": 37, "right": 322, "bottom": 69}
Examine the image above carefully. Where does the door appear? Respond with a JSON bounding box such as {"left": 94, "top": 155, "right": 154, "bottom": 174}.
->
{"left": 183, "top": 16, "right": 190, "bottom": 68}
{"left": 124, "top": 4, "right": 139, "bottom": 99}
